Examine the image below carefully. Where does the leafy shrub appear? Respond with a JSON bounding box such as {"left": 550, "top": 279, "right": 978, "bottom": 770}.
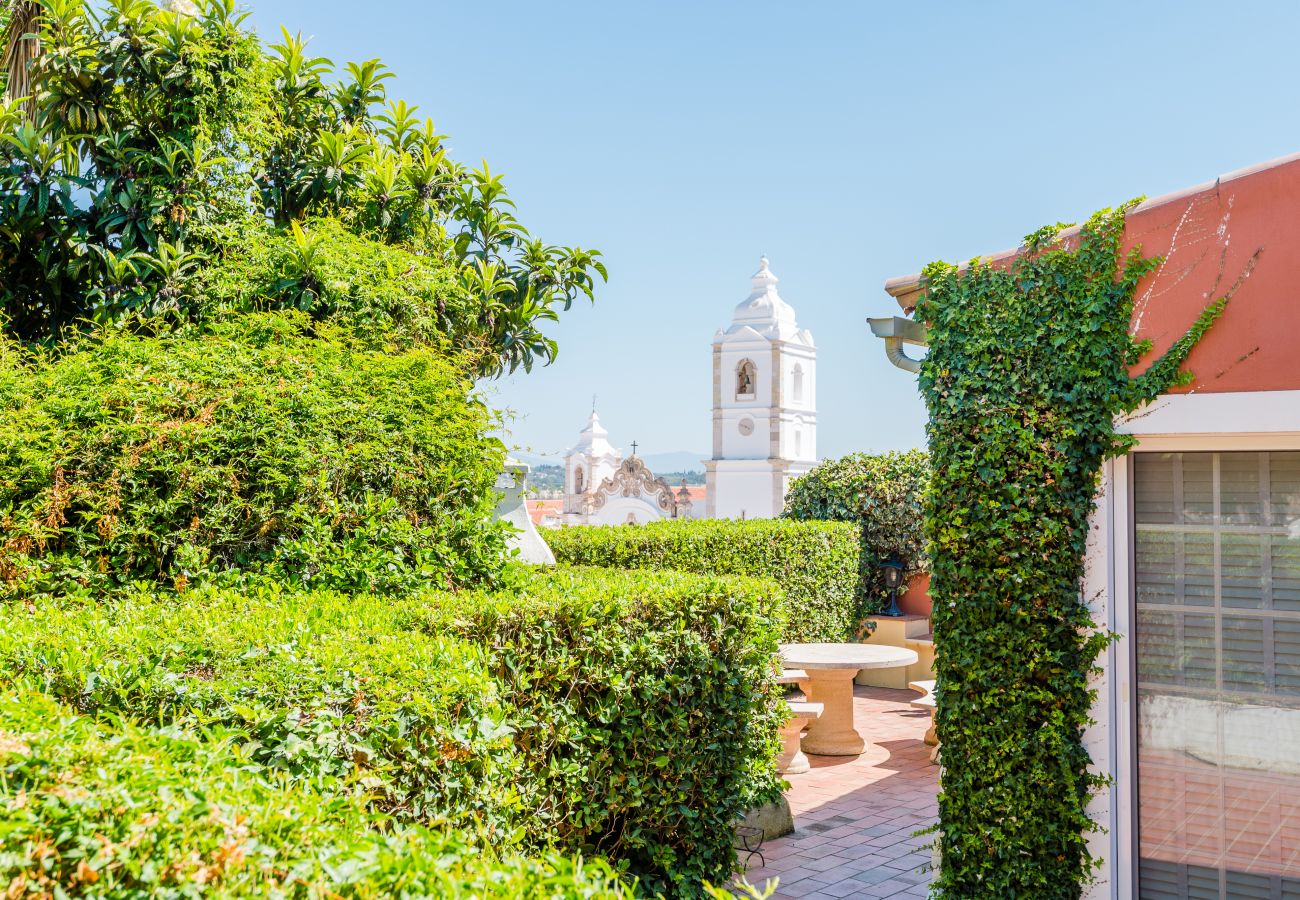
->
{"left": 414, "top": 567, "right": 785, "bottom": 898}
{"left": 783, "top": 450, "right": 930, "bottom": 615}
{"left": 0, "top": 688, "right": 631, "bottom": 898}
{"left": 545, "top": 518, "right": 859, "bottom": 642}
{"left": 0, "top": 313, "right": 508, "bottom": 599}
{"left": 0, "top": 566, "right": 786, "bottom": 897}
{"left": 0, "top": 583, "right": 522, "bottom": 837}
{"left": 196, "top": 217, "right": 466, "bottom": 350}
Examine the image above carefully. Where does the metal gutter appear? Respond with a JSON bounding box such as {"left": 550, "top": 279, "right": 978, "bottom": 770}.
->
{"left": 867, "top": 316, "right": 928, "bottom": 374}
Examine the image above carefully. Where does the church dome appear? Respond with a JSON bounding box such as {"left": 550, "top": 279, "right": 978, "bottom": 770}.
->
{"left": 729, "top": 256, "right": 800, "bottom": 339}
{"left": 566, "top": 409, "right": 618, "bottom": 459}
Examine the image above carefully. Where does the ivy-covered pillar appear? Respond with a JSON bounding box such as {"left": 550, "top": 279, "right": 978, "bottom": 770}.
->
{"left": 914, "top": 206, "right": 1223, "bottom": 898}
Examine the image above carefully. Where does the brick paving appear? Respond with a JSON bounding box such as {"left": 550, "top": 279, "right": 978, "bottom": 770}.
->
{"left": 742, "top": 686, "right": 939, "bottom": 899}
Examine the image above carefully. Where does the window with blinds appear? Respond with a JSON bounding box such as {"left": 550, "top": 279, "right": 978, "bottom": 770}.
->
{"left": 1134, "top": 451, "right": 1300, "bottom": 899}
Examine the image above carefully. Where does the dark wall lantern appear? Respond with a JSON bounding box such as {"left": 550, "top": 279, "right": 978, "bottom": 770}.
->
{"left": 880, "top": 553, "right": 906, "bottom": 617}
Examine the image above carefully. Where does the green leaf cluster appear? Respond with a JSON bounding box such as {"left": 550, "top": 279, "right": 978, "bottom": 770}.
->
{"left": 783, "top": 449, "right": 930, "bottom": 616}
{"left": 916, "top": 204, "right": 1225, "bottom": 897}
{"left": 545, "top": 518, "right": 860, "bottom": 642}
{"left": 0, "top": 565, "right": 785, "bottom": 897}
{"left": 0, "top": 688, "right": 632, "bottom": 898}
{"left": 0, "top": 0, "right": 604, "bottom": 376}
{"left": 0, "top": 312, "right": 509, "bottom": 599}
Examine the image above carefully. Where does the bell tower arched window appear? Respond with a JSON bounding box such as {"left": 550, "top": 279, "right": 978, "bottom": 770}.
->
{"left": 574, "top": 465, "right": 585, "bottom": 494}
{"left": 793, "top": 363, "right": 804, "bottom": 403}
{"left": 736, "top": 359, "right": 757, "bottom": 399}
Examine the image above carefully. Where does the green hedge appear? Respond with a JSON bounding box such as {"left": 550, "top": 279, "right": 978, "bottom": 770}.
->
{"left": 545, "top": 518, "right": 859, "bottom": 642}
{"left": 0, "top": 566, "right": 784, "bottom": 896}
{"left": 0, "top": 584, "right": 522, "bottom": 838}
{"left": 0, "top": 688, "right": 631, "bottom": 898}
{"left": 783, "top": 450, "right": 929, "bottom": 615}
{"left": 0, "top": 314, "right": 508, "bottom": 600}
{"left": 416, "top": 567, "right": 785, "bottom": 896}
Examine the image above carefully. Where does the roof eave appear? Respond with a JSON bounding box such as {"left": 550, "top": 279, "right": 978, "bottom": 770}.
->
{"left": 880, "top": 150, "right": 1300, "bottom": 312}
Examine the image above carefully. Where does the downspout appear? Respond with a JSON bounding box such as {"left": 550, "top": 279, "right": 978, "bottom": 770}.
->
{"left": 868, "top": 316, "right": 929, "bottom": 374}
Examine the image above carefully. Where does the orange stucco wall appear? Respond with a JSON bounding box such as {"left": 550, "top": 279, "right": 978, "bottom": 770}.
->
{"left": 1123, "top": 157, "right": 1300, "bottom": 393}
{"left": 898, "top": 572, "right": 932, "bottom": 617}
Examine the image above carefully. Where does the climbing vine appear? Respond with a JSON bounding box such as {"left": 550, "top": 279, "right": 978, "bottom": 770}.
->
{"left": 917, "top": 203, "right": 1224, "bottom": 897}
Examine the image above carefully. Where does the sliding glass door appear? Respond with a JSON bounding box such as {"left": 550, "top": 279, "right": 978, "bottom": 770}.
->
{"left": 1134, "top": 451, "right": 1300, "bottom": 899}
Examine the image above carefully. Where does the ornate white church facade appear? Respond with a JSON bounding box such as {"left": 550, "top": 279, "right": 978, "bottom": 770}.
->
{"left": 544, "top": 409, "right": 698, "bottom": 527}
{"left": 539, "top": 256, "right": 816, "bottom": 527}
{"left": 705, "top": 257, "right": 816, "bottom": 518}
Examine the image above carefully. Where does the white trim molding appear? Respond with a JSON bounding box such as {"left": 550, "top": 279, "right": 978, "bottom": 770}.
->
{"left": 1119, "top": 389, "right": 1300, "bottom": 438}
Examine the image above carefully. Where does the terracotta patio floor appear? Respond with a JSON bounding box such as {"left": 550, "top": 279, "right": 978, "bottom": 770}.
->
{"left": 741, "top": 686, "right": 939, "bottom": 899}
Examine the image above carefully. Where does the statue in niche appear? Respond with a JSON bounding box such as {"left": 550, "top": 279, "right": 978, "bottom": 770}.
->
{"left": 737, "top": 359, "right": 756, "bottom": 396}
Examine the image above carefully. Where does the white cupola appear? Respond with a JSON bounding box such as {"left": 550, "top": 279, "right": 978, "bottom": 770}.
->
{"left": 728, "top": 256, "right": 801, "bottom": 340}
{"left": 563, "top": 407, "right": 621, "bottom": 512}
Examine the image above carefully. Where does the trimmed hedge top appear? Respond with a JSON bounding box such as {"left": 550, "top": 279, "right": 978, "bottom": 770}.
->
{"left": 417, "top": 567, "right": 786, "bottom": 896}
{"left": 0, "top": 688, "right": 631, "bottom": 898}
{"left": 544, "top": 518, "right": 862, "bottom": 642}
{"left": 0, "top": 582, "right": 521, "bottom": 837}
{"left": 0, "top": 565, "right": 785, "bottom": 897}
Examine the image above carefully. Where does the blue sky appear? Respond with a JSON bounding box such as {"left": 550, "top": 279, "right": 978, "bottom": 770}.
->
{"left": 249, "top": 0, "right": 1300, "bottom": 463}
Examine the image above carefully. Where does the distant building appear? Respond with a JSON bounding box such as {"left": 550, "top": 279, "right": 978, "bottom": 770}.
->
{"left": 533, "top": 409, "right": 703, "bottom": 527}
{"left": 526, "top": 256, "right": 815, "bottom": 526}
{"left": 705, "top": 257, "right": 817, "bottom": 518}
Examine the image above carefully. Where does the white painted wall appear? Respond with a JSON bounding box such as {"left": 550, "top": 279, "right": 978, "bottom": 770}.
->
{"left": 589, "top": 495, "right": 668, "bottom": 526}
{"left": 709, "top": 463, "right": 780, "bottom": 519}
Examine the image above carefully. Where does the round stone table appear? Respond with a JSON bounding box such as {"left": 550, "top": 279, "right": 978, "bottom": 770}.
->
{"left": 780, "top": 643, "right": 919, "bottom": 756}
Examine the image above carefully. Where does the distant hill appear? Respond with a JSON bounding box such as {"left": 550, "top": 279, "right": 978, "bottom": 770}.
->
{"left": 527, "top": 464, "right": 565, "bottom": 492}
{"left": 641, "top": 451, "right": 707, "bottom": 473}
{"left": 654, "top": 470, "right": 706, "bottom": 485}
{"left": 510, "top": 450, "right": 707, "bottom": 474}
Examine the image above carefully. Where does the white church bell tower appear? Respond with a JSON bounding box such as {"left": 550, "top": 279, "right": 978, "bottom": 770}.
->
{"left": 705, "top": 256, "right": 816, "bottom": 519}
{"left": 563, "top": 407, "right": 621, "bottom": 516}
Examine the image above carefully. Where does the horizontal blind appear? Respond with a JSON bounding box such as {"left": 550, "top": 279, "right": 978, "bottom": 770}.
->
{"left": 1134, "top": 451, "right": 1300, "bottom": 899}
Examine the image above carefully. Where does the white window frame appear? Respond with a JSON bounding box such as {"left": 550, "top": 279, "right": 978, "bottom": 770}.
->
{"left": 1093, "top": 389, "right": 1300, "bottom": 899}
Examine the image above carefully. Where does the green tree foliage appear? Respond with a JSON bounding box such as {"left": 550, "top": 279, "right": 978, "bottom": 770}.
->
{"left": 0, "top": 0, "right": 604, "bottom": 374}
{"left": 546, "top": 518, "right": 861, "bottom": 642}
{"left": 783, "top": 449, "right": 929, "bottom": 616}
{"left": 917, "top": 204, "right": 1224, "bottom": 897}
{"left": 0, "top": 313, "right": 509, "bottom": 599}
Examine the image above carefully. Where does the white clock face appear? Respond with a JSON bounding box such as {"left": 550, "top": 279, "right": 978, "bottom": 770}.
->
{"left": 738, "top": 417, "right": 754, "bottom": 436}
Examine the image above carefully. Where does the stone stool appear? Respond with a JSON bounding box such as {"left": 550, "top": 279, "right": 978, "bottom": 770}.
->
{"left": 775, "top": 668, "right": 820, "bottom": 775}
{"left": 779, "top": 700, "right": 824, "bottom": 774}
{"left": 909, "top": 679, "right": 939, "bottom": 764}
